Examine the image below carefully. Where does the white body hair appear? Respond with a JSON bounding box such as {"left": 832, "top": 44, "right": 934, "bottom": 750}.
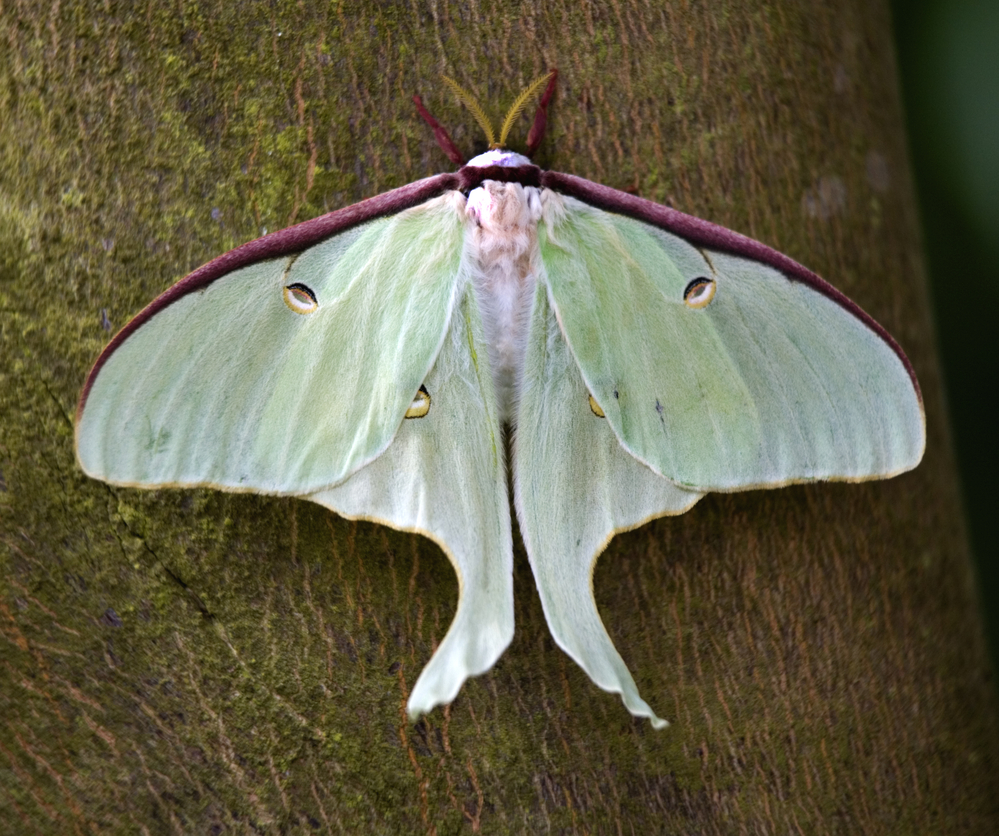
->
{"left": 462, "top": 149, "right": 555, "bottom": 422}
{"left": 466, "top": 179, "right": 543, "bottom": 421}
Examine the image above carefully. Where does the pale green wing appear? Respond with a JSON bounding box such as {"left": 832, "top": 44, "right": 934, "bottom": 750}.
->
{"left": 539, "top": 195, "right": 925, "bottom": 491}
{"left": 311, "top": 286, "right": 512, "bottom": 720}
{"left": 77, "top": 193, "right": 467, "bottom": 494}
{"left": 514, "top": 282, "right": 702, "bottom": 728}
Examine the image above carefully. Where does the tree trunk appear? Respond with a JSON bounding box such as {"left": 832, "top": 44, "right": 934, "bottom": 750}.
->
{"left": 1, "top": 0, "right": 996, "bottom": 832}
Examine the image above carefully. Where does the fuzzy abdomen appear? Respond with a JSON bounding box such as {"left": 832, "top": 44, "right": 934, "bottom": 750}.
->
{"left": 466, "top": 181, "right": 544, "bottom": 421}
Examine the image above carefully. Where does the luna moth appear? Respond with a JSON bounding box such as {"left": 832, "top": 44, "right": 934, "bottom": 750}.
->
{"left": 75, "top": 71, "right": 925, "bottom": 729}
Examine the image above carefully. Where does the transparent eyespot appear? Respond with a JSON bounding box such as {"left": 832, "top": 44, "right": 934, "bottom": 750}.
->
{"left": 683, "top": 277, "right": 716, "bottom": 309}
{"left": 283, "top": 283, "right": 318, "bottom": 314}
{"left": 588, "top": 394, "right": 605, "bottom": 418}
{"left": 405, "top": 385, "right": 431, "bottom": 419}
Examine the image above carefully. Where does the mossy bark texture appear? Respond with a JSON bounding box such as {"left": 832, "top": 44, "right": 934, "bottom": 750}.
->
{"left": 2, "top": 0, "right": 997, "bottom": 832}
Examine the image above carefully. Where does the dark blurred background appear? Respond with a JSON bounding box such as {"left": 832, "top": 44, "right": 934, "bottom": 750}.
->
{"left": 893, "top": 0, "right": 998, "bottom": 672}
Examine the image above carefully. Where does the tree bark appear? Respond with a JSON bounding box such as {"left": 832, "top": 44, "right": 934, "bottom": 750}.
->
{"left": 1, "top": 0, "right": 996, "bottom": 832}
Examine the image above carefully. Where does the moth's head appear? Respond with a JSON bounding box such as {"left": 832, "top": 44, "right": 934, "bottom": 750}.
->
{"left": 413, "top": 70, "right": 557, "bottom": 168}
{"left": 464, "top": 148, "right": 533, "bottom": 168}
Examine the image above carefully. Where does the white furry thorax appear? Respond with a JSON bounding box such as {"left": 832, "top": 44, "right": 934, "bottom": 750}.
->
{"left": 459, "top": 150, "right": 566, "bottom": 421}
{"left": 465, "top": 180, "right": 541, "bottom": 422}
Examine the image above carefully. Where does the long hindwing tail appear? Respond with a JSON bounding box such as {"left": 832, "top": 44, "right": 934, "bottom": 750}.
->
{"left": 514, "top": 281, "right": 703, "bottom": 728}
{"left": 77, "top": 193, "right": 467, "bottom": 495}
{"left": 312, "top": 285, "right": 513, "bottom": 720}
{"left": 539, "top": 195, "right": 925, "bottom": 491}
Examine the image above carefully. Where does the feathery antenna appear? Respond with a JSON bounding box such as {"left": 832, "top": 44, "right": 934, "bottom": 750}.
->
{"left": 499, "top": 70, "right": 556, "bottom": 148}
{"left": 414, "top": 70, "right": 559, "bottom": 161}
{"left": 441, "top": 76, "right": 498, "bottom": 148}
